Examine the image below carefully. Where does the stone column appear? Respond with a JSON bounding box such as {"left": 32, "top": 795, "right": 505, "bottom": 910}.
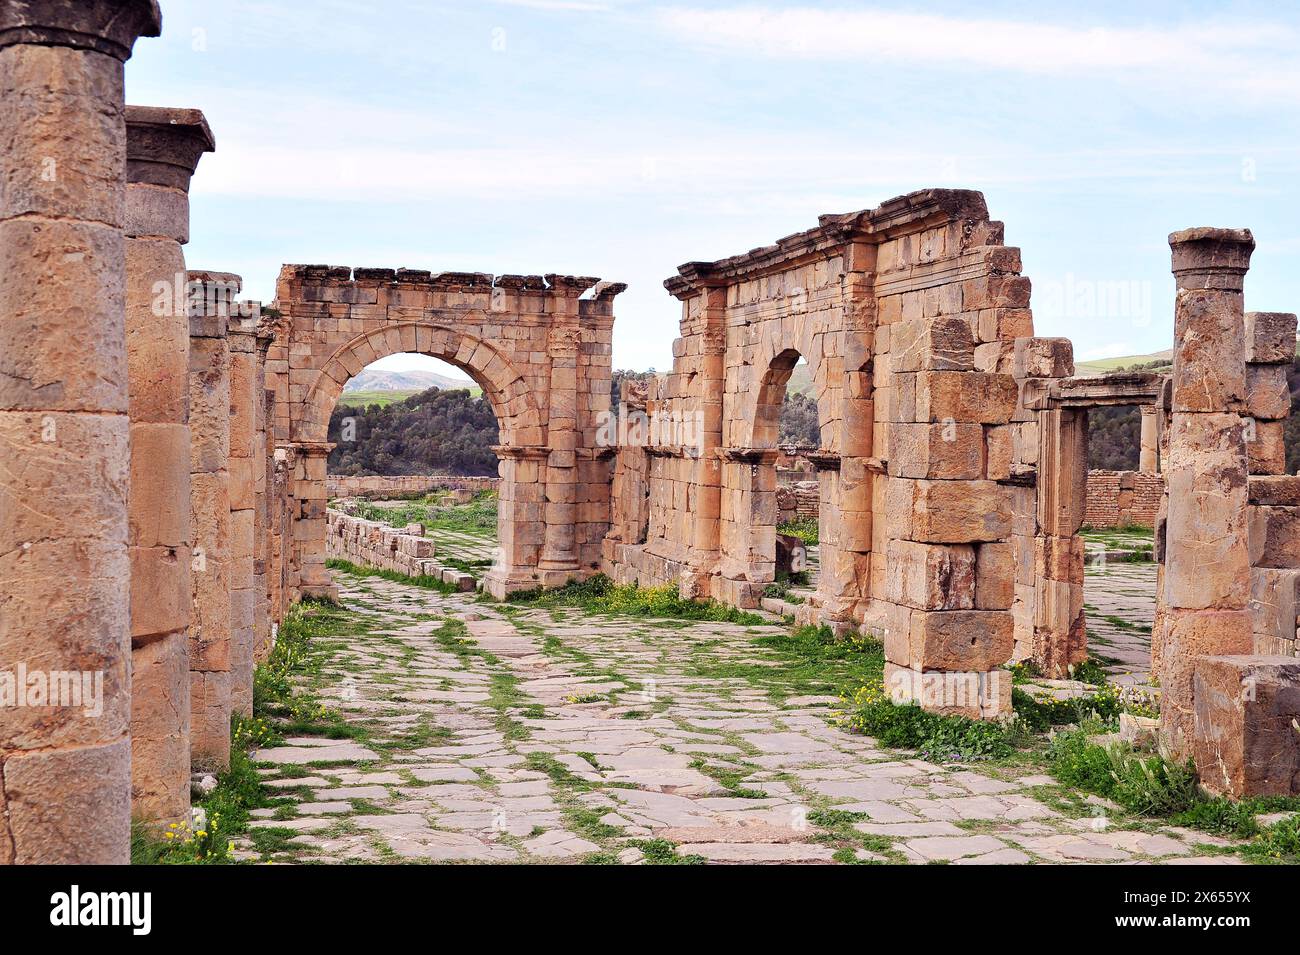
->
{"left": 838, "top": 242, "right": 878, "bottom": 621}
{"left": 807, "top": 452, "right": 856, "bottom": 630}
{"left": 124, "top": 106, "right": 213, "bottom": 827}
{"left": 716, "top": 448, "right": 779, "bottom": 609}
{"left": 293, "top": 441, "right": 336, "bottom": 600}
{"left": 683, "top": 290, "right": 726, "bottom": 599}
{"left": 253, "top": 335, "right": 277, "bottom": 660}
{"left": 538, "top": 293, "right": 582, "bottom": 586}
{"left": 188, "top": 271, "right": 237, "bottom": 771}
{"left": 0, "top": 0, "right": 161, "bottom": 865}
{"left": 1139, "top": 405, "right": 1159, "bottom": 473}
{"left": 1158, "top": 228, "right": 1254, "bottom": 759}
{"left": 227, "top": 315, "right": 260, "bottom": 717}
{"left": 485, "top": 446, "right": 549, "bottom": 598}
{"left": 1032, "top": 407, "right": 1088, "bottom": 677}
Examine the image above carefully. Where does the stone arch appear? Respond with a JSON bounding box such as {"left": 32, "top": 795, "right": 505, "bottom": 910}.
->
{"left": 740, "top": 335, "right": 839, "bottom": 452}
{"left": 293, "top": 322, "right": 543, "bottom": 447}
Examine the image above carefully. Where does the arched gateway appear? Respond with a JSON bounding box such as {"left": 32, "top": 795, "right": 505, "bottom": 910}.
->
{"left": 266, "top": 266, "right": 625, "bottom": 599}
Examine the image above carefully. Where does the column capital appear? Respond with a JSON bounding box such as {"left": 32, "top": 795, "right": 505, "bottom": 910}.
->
{"left": 1169, "top": 227, "right": 1254, "bottom": 291}
{"left": 126, "top": 106, "right": 215, "bottom": 190}
{"left": 0, "top": 0, "right": 161, "bottom": 60}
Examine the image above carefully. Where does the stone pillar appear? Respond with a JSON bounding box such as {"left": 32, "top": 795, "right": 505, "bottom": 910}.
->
{"left": 1032, "top": 407, "right": 1088, "bottom": 676}
{"left": 293, "top": 441, "right": 336, "bottom": 600}
{"left": 0, "top": 0, "right": 161, "bottom": 865}
{"left": 538, "top": 294, "right": 582, "bottom": 586}
{"left": 838, "top": 244, "right": 878, "bottom": 622}
{"left": 253, "top": 336, "right": 276, "bottom": 659}
{"left": 484, "top": 446, "right": 549, "bottom": 598}
{"left": 124, "top": 106, "right": 213, "bottom": 827}
{"left": 188, "top": 271, "right": 237, "bottom": 771}
{"left": 877, "top": 316, "right": 1019, "bottom": 719}
{"left": 683, "top": 290, "right": 726, "bottom": 599}
{"left": 716, "top": 448, "right": 779, "bottom": 609}
{"left": 1139, "top": 405, "right": 1159, "bottom": 473}
{"left": 1158, "top": 228, "right": 1254, "bottom": 759}
{"left": 227, "top": 315, "right": 260, "bottom": 717}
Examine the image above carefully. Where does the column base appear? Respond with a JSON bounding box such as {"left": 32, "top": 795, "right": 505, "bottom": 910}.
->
{"left": 483, "top": 568, "right": 542, "bottom": 600}
{"left": 300, "top": 582, "right": 340, "bottom": 602}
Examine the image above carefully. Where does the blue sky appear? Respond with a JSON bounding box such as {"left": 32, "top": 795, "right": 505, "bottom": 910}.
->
{"left": 126, "top": 0, "right": 1300, "bottom": 373}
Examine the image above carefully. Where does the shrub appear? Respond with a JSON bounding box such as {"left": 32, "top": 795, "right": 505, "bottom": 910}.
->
{"left": 842, "top": 682, "right": 1016, "bottom": 763}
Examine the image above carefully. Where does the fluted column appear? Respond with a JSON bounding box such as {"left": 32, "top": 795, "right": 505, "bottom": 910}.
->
{"left": 0, "top": 0, "right": 161, "bottom": 865}
{"left": 125, "top": 106, "right": 213, "bottom": 827}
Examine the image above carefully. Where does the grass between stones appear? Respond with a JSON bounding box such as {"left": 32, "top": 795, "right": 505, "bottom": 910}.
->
{"left": 326, "top": 556, "right": 459, "bottom": 595}
{"left": 506, "top": 574, "right": 766, "bottom": 626}
{"left": 350, "top": 490, "right": 499, "bottom": 536}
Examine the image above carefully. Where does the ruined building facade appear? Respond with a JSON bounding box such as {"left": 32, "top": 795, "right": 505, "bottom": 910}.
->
{"left": 0, "top": 0, "right": 1298, "bottom": 865}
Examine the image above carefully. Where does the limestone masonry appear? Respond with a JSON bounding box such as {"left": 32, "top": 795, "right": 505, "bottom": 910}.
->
{"left": 0, "top": 0, "right": 1298, "bottom": 865}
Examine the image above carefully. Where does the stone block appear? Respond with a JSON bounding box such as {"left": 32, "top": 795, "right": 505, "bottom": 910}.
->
{"left": 889, "top": 317, "right": 974, "bottom": 372}
{"left": 1192, "top": 655, "right": 1300, "bottom": 798}
{"left": 886, "top": 421, "right": 983, "bottom": 479}
{"left": 974, "top": 541, "right": 1014, "bottom": 610}
{"left": 1249, "top": 505, "right": 1300, "bottom": 569}
{"left": 1248, "top": 475, "right": 1300, "bottom": 506}
{"left": 1246, "top": 363, "right": 1291, "bottom": 420}
{"left": 884, "top": 539, "right": 975, "bottom": 610}
{"left": 884, "top": 662, "right": 1012, "bottom": 720}
{"left": 906, "top": 610, "right": 1014, "bottom": 672}
{"left": 1246, "top": 418, "right": 1285, "bottom": 475}
{"left": 914, "top": 371, "right": 1018, "bottom": 425}
{"left": 888, "top": 478, "right": 1011, "bottom": 543}
{"left": 1245, "top": 312, "right": 1298, "bottom": 364}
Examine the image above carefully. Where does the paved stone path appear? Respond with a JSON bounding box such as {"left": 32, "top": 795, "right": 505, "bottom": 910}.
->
{"left": 240, "top": 569, "right": 1240, "bottom": 865}
{"left": 1083, "top": 559, "right": 1157, "bottom": 685}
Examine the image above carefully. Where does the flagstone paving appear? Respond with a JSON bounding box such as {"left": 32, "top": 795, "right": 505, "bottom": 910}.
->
{"left": 1082, "top": 559, "right": 1158, "bottom": 685}
{"left": 237, "top": 567, "right": 1250, "bottom": 866}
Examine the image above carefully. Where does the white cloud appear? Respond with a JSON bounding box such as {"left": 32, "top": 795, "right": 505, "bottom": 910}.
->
{"left": 654, "top": 7, "right": 1300, "bottom": 94}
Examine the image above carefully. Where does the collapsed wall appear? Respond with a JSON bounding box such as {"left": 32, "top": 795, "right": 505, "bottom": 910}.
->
{"left": 325, "top": 509, "right": 475, "bottom": 590}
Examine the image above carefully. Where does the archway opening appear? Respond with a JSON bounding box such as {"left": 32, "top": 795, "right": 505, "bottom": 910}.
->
{"left": 327, "top": 352, "right": 500, "bottom": 477}
{"left": 755, "top": 350, "right": 821, "bottom": 605}
{"left": 1080, "top": 402, "right": 1159, "bottom": 684}
{"left": 321, "top": 351, "right": 509, "bottom": 591}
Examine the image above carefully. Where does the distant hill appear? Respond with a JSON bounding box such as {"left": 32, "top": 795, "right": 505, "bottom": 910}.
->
{"left": 1075, "top": 349, "right": 1173, "bottom": 376}
{"left": 344, "top": 367, "right": 479, "bottom": 394}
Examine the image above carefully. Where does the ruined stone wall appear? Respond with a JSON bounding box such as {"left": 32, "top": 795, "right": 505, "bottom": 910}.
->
{"left": 1084, "top": 470, "right": 1164, "bottom": 528}
{"left": 325, "top": 509, "right": 475, "bottom": 591}
{"left": 326, "top": 474, "right": 500, "bottom": 498}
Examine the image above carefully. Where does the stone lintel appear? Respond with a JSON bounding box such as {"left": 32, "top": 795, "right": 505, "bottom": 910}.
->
{"left": 125, "top": 105, "right": 215, "bottom": 190}
{"left": 0, "top": 0, "right": 161, "bottom": 60}
{"left": 1052, "top": 372, "right": 1166, "bottom": 408}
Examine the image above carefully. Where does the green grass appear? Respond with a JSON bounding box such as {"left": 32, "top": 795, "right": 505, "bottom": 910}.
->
{"left": 350, "top": 490, "right": 498, "bottom": 536}
{"left": 506, "top": 574, "right": 767, "bottom": 626}
{"left": 778, "top": 516, "right": 819, "bottom": 547}
{"left": 335, "top": 389, "right": 420, "bottom": 408}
